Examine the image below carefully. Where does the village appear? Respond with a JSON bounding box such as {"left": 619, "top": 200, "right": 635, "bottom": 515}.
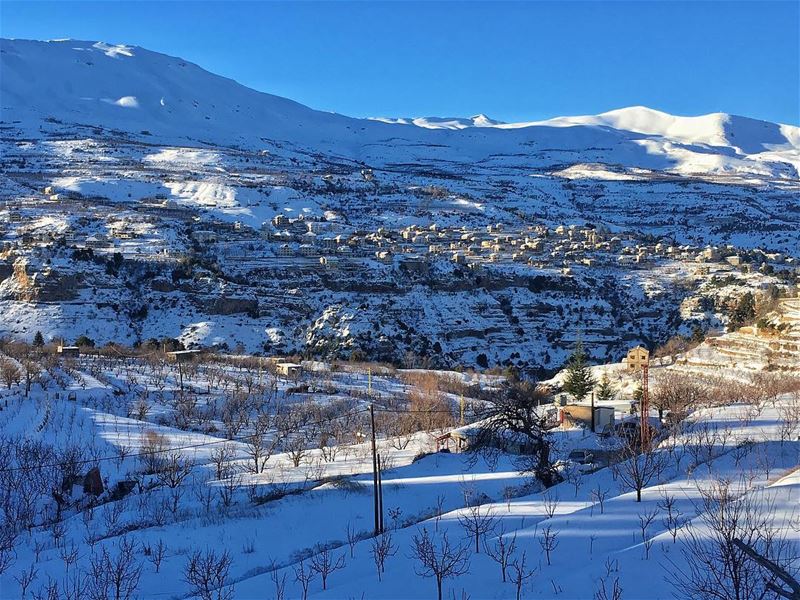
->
{"left": 3, "top": 186, "right": 798, "bottom": 279}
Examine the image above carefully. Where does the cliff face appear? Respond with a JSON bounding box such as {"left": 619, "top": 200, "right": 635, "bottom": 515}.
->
{"left": 0, "top": 259, "right": 81, "bottom": 303}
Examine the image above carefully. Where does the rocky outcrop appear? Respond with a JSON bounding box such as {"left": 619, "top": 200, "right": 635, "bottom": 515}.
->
{"left": 207, "top": 296, "right": 259, "bottom": 316}
{"left": 0, "top": 258, "right": 81, "bottom": 302}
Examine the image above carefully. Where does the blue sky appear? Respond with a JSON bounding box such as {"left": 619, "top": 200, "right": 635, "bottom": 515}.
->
{"left": 1, "top": 1, "right": 798, "bottom": 125}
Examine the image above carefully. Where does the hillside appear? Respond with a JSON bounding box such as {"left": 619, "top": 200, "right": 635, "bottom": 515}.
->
{"left": 3, "top": 39, "right": 799, "bottom": 179}
{"left": 1, "top": 38, "right": 799, "bottom": 370}
{"left": 0, "top": 330, "right": 798, "bottom": 600}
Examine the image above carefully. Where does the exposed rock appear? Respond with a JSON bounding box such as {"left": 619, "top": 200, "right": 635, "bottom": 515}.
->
{"left": 207, "top": 296, "right": 258, "bottom": 315}
{"left": 83, "top": 466, "right": 104, "bottom": 496}
{"left": 110, "top": 479, "right": 137, "bottom": 501}
{"left": 0, "top": 258, "right": 81, "bottom": 302}
{"left": 150, "top": 277, "right": 176, "bottom": 292}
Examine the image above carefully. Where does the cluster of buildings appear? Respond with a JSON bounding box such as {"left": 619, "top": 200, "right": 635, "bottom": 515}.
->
{"left": 3, "top": 187, "right": 798, "bottom": 285}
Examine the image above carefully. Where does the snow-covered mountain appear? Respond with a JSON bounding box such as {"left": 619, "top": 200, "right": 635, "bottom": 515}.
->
{"left": 2, "top": 38, "right": 798, "bottom": 179}
{"left": 1, "top": 38, "right": 799, "bottom": 368}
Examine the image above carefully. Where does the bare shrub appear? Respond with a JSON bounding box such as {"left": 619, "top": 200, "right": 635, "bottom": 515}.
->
{"left": 184, "top": 548, "right": 233, "bottom": 600}
{"left": 87, "top": 536, "right": 142, "bottom": 600}
{"left": 411, "top": 528, "right": 471, "bottom": 600}
{"left": 485, "top": 525, "right": 517, "bottom": 583}
{"left": 309, "top": 545, "right": 346, "bottom": 591}
{"left": 457, "top": 503, "right": 496, "bottom": 553}
{"left": 668, "top": 477, "right": 794, "bottom": 600}
{"left": 370, "top": 531, "right": 397, "bottom": 582}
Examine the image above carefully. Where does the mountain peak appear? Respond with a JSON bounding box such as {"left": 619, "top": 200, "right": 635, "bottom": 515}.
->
{"left": 1, "top": 37, "right": 797, "bottom": 177}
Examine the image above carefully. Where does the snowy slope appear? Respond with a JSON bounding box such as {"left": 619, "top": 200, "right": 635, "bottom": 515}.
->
{"left": 2, "top": 38, "right": 798, "bottom": 178}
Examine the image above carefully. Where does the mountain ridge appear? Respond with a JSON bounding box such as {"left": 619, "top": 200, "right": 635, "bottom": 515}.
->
{"left": 2, "top": 37, "right": 798, "bottom": 179}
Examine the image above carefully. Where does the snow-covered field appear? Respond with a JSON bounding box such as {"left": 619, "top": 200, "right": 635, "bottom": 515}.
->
{"left": 0, "top": 342, "right": 798, "bottom": 600}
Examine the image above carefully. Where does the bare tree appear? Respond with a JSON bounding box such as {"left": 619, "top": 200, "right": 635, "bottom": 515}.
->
{"left": 210, "top": 444, "right": 236, "bottom": 480}
{"left": 611, "top": 441, "right": 666, "bottom": 502}
{"left": 668, "top": 477, "right": 794, "bottom": 600}
{"left": 269, "top": 562, "right": 287, "bottom": 600}
{"left": 457, "top": 503, "right": 496, "bottom": 553}
{"left": 0, "top": 359, "right": 21, "bottom": 390}
{"left": 590, "top": 485, "right": 610, "bottom": 515}
{"left": 22, "top": 360, "right": 41, "bottom": 396}
{"left": 777, "top": 394, "right": 800, "bottom": 448}
{"left": 563, "top": 462, "right": 584, "bottom": 498}
{"left": 0, "top": 526, "right": 17, "bottom": 575}
{"left": 140, "top": 430, "right": 169, "bottom": 475}
{"left": 244, "top": 413, "right": 277, "bottom": 474}
{"left": 156, "top": 452, "right": 193, "bottom": 489}
{"left": 485, "top": 525, "right": 517, "bottom": 583}
{"left": 293, "top": 559, "right": 314, "bottom": 600}
{"left": 542, "top": 491, "right": 560, "bottom": 519}
{"left": 658, "top": 492, "right": 683, "bottom": 544}
{"left": 88, "top": 537, "right": 142, "bottom": 600}
{"left": 538, "top": 525, "right": 559, "bottom": 566}
{"left": 652, "top": 370, "right": 709, "bottom": 423}
{"left": 509, "top": 551, "right": 535, "bottom": 600}
{"left": 144, "top": 539, "right": 167, "bottom": 573}
{"left": 471, "top": 381, "right": 559, "bottom": 486}
{"left": 219, "top": 471, "right": 240, "bottom": 508}
{"left": 309, "top": 545, "right": 346, "bottom": 591}
{"left": 370, "top": 531, "right": 397, "bottom": 582}
{"left": 732, "top": 538, "right": 800, "bottom": 600}
{"left": 345, "top": 522, "right": 359, "bottom": 559}
{"left": 595, "top": 576, "right": 623, "bottom": 600}
{"left": 184, "top": 548, "right": 233, "bottom": 600}
{"left": 411, "top": 528, "right": 471, "bottom": 600}
{"left": 15, "top": 564, "right": 37, "bottom": 600}
{"left": 637, "top": 506, "right": 658, "bottom": 559}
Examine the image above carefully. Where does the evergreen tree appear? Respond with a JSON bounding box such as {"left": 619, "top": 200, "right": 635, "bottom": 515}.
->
{"left": 631, "top": 384, "right": 643, "bottom": 413}
{"left": 563, "top": 341, "right": 596, "bottom": 401}
{"left": 75, "top": 335, "right": 95, "bottom": 348}
{"left": 595, "top": 373, "right": 616, "bottom": 403}
{"left": 728, "top": 292, "right": 756, "bottom": 331}
{"left": 32, "top": 331, "right": 45, "bottom": 347}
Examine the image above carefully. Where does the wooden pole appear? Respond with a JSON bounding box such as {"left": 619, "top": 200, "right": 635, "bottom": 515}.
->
{"left": 370, "top": 403, "right": 379, "bottom": 535}
{"left": 377, "top": 453, "right": 384, "bottom": 533}
{"left": 641, "top": 363, "right": 649, "bottom": 448}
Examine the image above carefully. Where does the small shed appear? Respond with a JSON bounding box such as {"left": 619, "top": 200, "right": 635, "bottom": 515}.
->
{"left": 436, "top": 429, "right": 471, "bottom": 453}
{"left": 166, "top": 349, "right": 203, "bottom": 363}
{"left": 560, "top": 404, "right": 615, "bottom": 433}
{"left": 276, "top": 362, "right": 302, "bottom": 378}
{"left": 593, "top": 406, "right": 615, "bottom": 433}
{"left": 57, "top": 345, "right": 80, "bottom": 357}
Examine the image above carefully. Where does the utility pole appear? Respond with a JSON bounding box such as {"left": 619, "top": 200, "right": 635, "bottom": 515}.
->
{"left": 377, "top": 454, "right": 384, "bottom": 533}
{"left": 460, "top": 394, "right": 465, "bottom": 426}
{"left": 369, "top": 403, "right": 380, "bottom": 535}
{"left": 590, "top": 390, "right": 595, "bottom": 433}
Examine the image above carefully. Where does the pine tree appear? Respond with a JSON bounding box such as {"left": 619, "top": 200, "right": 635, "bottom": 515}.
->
{"left": 563, "top": 341, "right": 596, "bottom": 401}
{"left": 32, "top": 331, "right": 45, "bottom": 347}
{"left": 728, "top": 292, "right": 756, "bottom": 331}
{"left": 595, "top": 373, "right": 615, "bottom": 403}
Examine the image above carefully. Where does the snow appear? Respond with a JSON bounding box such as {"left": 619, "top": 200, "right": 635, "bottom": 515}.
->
{"left": 1, "top": 38, "right": 798, "bottom": 180}
{"left": 1, "top": 322, "right": 799, "bottom": 600}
